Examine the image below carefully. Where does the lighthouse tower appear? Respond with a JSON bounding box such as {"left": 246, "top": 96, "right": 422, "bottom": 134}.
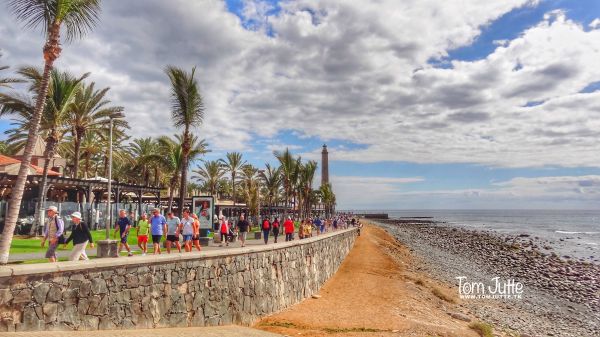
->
{"left": 321, "top": 144, "right": 329, "bottom": 187}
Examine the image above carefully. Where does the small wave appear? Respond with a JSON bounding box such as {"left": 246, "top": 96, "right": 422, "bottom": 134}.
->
{"left": 555, "top": 230, "right": 600, "bottom": 235}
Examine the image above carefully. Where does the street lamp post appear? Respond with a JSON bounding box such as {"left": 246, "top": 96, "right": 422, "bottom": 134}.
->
{"left": 97, "top": 117, "right": 118, "bottom": 257}
{"left": 106, "top": 117, "right": 113, "bottom": 239}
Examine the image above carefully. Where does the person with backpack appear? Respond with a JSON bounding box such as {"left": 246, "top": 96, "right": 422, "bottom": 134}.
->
{"left": 63, "top": 211, "right": 94, "bottom": 261}
{"left": 41, "top": 206, "right": 64, "bottom": 262}
{"left": 271, "top": 217, "right": 280, "bottom": 243}
{"left": 283, "top": 216, "right": 295, "bottom": 241}
{"left": 262, "top": 216, "right": 271, "bottom": 244}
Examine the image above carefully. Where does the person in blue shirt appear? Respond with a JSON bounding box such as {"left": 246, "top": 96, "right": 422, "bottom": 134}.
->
{"left": 114, "top": 209, "right": 133, "bottom": 256}
{"left": 314, "top": 217, "right": 324, "bottom": 235}
{"left": 150, "top": 208, "right": 167, "bottom": 254}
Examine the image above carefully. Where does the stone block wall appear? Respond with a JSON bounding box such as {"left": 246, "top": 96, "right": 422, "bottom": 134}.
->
{"left": 0, "top": 228, "right": 357, "bottom": 331}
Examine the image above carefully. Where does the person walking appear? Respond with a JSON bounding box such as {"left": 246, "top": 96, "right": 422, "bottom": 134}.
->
{"left": 314, "top": 216, "right": 323, "bottom": 235}
{"left": 261, "top": 216, "right": 271, "bottom": 244}
{"left": 219, "top": 216, "right": 230, "bottom": 247}
{"left": 180, "top": 209, "right": 195, "bottom": 252}
{"left": 165, "top": 212, "right": 182, "bottom": 253}
{"left": 64, "top": 211, "right": 93, "bottom": 261}
{"left": 41, "top": 206, "right": 64, "bottom": 263}
{"left": 272, "top": 217, "right": 280, "bottom": 243}
{"left": 284, "top": 216, "right": 294, "bottom": 241}
{"left": 136, "top": 213, "right": 150, "bottom": 255}
{"left": 150, "top": 208, "right": 167, "bottom": 254}
{"left": 114, "top": 209, "right": 133, "bottom": 257}
{"left": 237, "top": 213, "right": 250, "bottom": 247}
{"left": 191, "top": 213, "right": 202, "bottom": 251}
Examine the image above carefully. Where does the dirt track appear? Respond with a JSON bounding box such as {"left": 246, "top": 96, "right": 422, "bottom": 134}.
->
{"left": 255, "top": 225, "right": 486, "bottom": 337}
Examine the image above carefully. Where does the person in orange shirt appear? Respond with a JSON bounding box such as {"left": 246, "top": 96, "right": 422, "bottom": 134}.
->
{"left": 191, "top": 213, "right": 202, "bottom": 251}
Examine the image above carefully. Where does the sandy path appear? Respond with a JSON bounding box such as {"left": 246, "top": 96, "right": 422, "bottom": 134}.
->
{"left": 254, "top": 225, "right": 485, "bottom": 337}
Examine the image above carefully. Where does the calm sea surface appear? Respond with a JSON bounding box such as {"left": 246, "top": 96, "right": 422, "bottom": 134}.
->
{"left": 349, "top": 209, "right": 600, "bottom": 261}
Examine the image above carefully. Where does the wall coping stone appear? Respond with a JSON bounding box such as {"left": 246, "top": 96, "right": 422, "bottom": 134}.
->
{"left": 0, "top": 227, "right": 358, "bottom": 277}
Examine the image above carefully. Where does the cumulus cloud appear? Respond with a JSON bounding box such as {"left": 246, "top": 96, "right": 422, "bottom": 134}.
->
{"left": 0, "top": 0, "right": 599, "bottom": 172}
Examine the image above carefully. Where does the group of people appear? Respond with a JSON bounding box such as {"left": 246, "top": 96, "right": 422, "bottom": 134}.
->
{"left": 42, "top": 205, "right": 360, "bottom": 262}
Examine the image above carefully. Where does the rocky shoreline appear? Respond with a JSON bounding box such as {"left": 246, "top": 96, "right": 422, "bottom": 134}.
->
{"left": 374, "top": 219, "right": 600, "bottom": 337}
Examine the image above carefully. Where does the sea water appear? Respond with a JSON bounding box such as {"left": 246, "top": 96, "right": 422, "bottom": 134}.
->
{"left": 359, "top": 209, "right": 600, "bottom": 262}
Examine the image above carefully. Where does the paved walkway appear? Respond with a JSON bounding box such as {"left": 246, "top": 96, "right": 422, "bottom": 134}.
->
{"left": 8, "top": 232, "right": 340, "bottom": 262}
{"left": 0, "top": 326, "right": 283, "bottom": 337}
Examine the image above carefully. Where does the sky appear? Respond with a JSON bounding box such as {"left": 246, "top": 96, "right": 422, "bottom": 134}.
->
{"left": 1, "top": 0, "right": 600, "bottom": 210}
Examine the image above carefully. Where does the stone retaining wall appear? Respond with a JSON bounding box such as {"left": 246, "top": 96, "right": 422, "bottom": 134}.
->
{"left": 0, "top": 228, "right": 357, "bottom": 332}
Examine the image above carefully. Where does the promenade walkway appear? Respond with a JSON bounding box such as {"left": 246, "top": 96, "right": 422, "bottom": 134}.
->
{"left": 0, "top": 326, "right": 283, "bottom": 336}
{"left": 8, "top": 234, "right": 297, "bottom": 263}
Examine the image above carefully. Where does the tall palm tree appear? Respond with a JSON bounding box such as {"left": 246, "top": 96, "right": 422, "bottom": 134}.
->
{"left": 274, "top": 148, "right": 299, "bottom": 215}
{"left": 159, "top": 135, "right": 208, "bottom": 212}
{"left": 79, "top": 132, "right": 103, "bottom": 178}
{"left": 298, "top": 160, "right": 318, "bottom": 217}
{"left": 240, "top": 164, "right": 260, "bottom": 218}
{"left": 1, "top": 0, "right": 101, "bottom": 264}
{"left": 2, "top": 68, "right": 87, "bottom": 235}
{"left": 70, "top": 82, "right": 125, "bottom": 179}
{"left": 320, "top": 183, "right": 336, "bottom": 218}
{"left": 260, "top": 163, "right": 281, "bottom": 213}
{"left": 218, "top": 152, "right": 245, "bottom": 205}
{"left": 194, "top": 160, "right": 224, "bottom": 198}
{"left": 165, "top": 66, "right": 204, "bottom": 213}
{"left": 128, "top": 137, "right": 160, "bottom": 184}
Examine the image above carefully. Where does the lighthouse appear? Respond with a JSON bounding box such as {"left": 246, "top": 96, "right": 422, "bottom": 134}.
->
{"left": 321, "top": 144, "right": 329, "bottom": 187}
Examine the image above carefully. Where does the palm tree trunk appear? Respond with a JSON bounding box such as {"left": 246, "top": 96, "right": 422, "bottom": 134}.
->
{"left": 167, "top": 184, "right": 174, "bottom": 213}
{"left": 29, "top": 138, "right": 56, "bottom": 236}
{"left": 178, "top": 130, "right": 190, "bottom": 215}
{"left": 0, "top": 25, "right": 60, "bottom": 264}
{"left": 73, "top": 132, "right": 82, "bottom": 179}
{"left": 232, "top": 173, "right": 236, "bottom": 206}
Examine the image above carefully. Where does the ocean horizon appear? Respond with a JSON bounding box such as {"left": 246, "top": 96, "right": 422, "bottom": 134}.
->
{"left": 343, "top": 209, "right": 600, "bottom": 262}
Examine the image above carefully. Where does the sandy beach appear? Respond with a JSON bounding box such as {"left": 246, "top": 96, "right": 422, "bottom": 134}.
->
{"left": 256, "top": 224, "right": 496, "bottom": 337}
{"left": 255, "top": 221, "right": 599, "bottom": 337}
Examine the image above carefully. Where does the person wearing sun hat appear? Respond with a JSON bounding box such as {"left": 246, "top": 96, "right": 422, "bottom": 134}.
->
{"left": 41, "top": 205, "right": 64, "bottom": 262}
{"left": 64, "top": 211, "right": 94, "bottom": 261}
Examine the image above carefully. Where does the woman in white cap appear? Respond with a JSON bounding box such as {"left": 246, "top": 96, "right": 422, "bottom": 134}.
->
{"left": 64, "top": 211, "right": 94, "bottom": 261}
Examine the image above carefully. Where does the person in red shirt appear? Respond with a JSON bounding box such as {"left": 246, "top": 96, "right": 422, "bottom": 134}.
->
{"left": 272, "top": 217, "right": 280, "bottom": 243}
{"left": 284, "top": 216, "right": 295, "bottom": 241}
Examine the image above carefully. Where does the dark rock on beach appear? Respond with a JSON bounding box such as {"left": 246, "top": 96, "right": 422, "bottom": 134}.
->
{"left": 374, "top": 219, "right": 600, "bottom": 337}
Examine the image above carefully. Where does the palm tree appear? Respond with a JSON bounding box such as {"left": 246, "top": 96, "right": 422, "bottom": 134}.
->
{"left": 70, "top": 82, "right": 125, "bottom": 179}
{"left": 240, "top": 164, "right": 260, "bottom": 218}
{"left": 1, "top": 0, "right": 101, "bottom": 264}
{"left": 260, "top": 163, "right": 281, "bottom": 213}
{"left": 274, "top": 148, "right": 299, "bottom": 215}
{"left": 194, "top": 160, "right": 224, "bottom": 198}
{"left": 159, "top": 135, "right": 209, "bottom": 212}
{"left": 218, "top": 152, "right": 245, "bottom": 205}
{"left": 2, "top": 68, "right": 87, "bottom": 235}
{"left": 320, "top": 183, "right": 336, "bottom": 218}
{"left": 165, "top": 66, "right": 204, "bottom": 213}
{"left": 128, "top": 137, "right": 160, "bottom": 184}
{"left": 298, "top": 160, "right": 318, "bottom": 217}
{"left": 79, "top": 132, "right": 103, "bottom": 178}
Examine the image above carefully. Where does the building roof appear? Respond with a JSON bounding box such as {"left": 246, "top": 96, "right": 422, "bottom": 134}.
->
{"left": 15, "top": 137, "right": 62, "bottom": 158}
{"left": 0, "top": 154, "right": 60, "bottom": 176}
